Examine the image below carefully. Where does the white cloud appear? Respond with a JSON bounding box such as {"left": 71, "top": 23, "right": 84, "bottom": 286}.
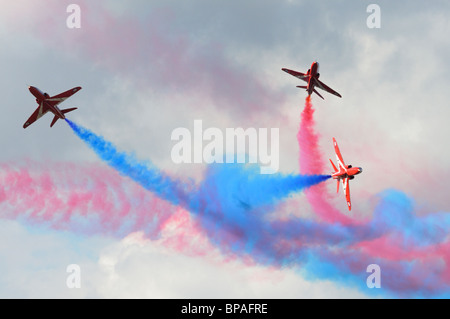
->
{"left": 0, "top": 219, "right": 369, "bottom": 298}
{"left": 93, "top": 231, "right": 368, "bottom": 298}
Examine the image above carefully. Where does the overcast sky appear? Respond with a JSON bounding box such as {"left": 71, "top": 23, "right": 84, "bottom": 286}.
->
{"left": 0, "top": 0, "right": 449, "bottom": 298}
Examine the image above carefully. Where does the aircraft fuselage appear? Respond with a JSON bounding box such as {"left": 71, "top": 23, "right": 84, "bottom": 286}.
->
{"left": 307, "top": 61, "right": 319, "bottom": 96}
{"left": 331, "top": 166, "right": 363, "bottom": 180}
{"left": 28, "top": 86, "right": 65, "bottom": 120}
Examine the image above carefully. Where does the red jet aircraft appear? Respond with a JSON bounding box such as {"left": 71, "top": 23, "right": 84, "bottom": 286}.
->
{"left": 23, "top": 86, "right": 82, "bottom": 128}
{"left": 329, "top": 138, "right": 362, "bottom": 211}
{"left": 282, "top": 61, "right": 341, "bottom": 99}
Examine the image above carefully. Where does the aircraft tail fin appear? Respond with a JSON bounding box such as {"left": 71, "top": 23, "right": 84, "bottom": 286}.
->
{"left": 313, "top": 88, "right": 324, "bottom": 100}
{"left": 329, "top": 159, "right": 339, "bottom": 193}
{"left": 50, "top": 115, "right": 59, "bottom": 127}
{"left": 61, "top": 107, "right": 77, "bottom": 114}
{"left": 329, "top": 158, "right": 338, "bottom": 172}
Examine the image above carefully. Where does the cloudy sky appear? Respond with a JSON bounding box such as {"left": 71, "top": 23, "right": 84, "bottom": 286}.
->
{"left": 0, "top": 0, "right": 449, "bottom": 298}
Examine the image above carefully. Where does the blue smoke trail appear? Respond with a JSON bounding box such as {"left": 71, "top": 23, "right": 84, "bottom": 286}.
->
{"left": 65, "top": 118, "right": 337, "bottom": 265}
{"left": 64, "top": 119, "right": 450, "bottom": 297}
{"left": 65, "top": 119, "right": 330, "bottom": 213}
{"left": 65, "top": 119, "right": 190, "bottom": 206}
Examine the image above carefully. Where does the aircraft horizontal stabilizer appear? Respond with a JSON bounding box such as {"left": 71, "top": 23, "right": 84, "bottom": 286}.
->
{"left": 329, "top": 159, "right": 338, "bottom": 172}
{"left": 313, "top": 88, "right": 324, "bottom": 100}
{"left": 50, "top": 115, "right": 59, "bottom": 127}
{"left": 61, "top": 107, "right": 77, "bottom": 114}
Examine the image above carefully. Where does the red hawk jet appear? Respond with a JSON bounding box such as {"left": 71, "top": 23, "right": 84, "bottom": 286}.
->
{"left": 282, "top": 61, "right": 341, "bottom": 99}
{"left": 329, "top": 138, "right": 362, "bottom": 211}
{"left": 23, "top": 86, "right": 82, "bottom": 128}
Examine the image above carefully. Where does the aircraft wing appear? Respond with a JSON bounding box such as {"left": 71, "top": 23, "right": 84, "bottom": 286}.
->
{"left": 282, "top": 68, "right": 309, "bottom": 82}
{"left": 342, "top": 177, "right": 351, "bottom": 211}
{"left": 315, "top": 79, "right": 342, "bottom": 98}
{"left": 46, "top": 87, "right": 82, "bottom": 107}
{"left": 23, "top": 102, "right": 48, "bottom": 128}
{"left": 333, "top": 138, "right": 347, "bottom": 172}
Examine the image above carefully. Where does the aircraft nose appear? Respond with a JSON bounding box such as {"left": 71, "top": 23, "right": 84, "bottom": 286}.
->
{"left": 359, "top": 167, "right": 363, "bottom": 173}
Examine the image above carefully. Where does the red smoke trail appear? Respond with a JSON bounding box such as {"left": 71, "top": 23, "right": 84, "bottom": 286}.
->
{"left": 297, "top": 96, "right": 355, "bottom": 225}
{"left": 0, "top": 161, "right": 233, "bottom": 260}
{"left": 0, "top": 162, "right": 177, "bottom": 237}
